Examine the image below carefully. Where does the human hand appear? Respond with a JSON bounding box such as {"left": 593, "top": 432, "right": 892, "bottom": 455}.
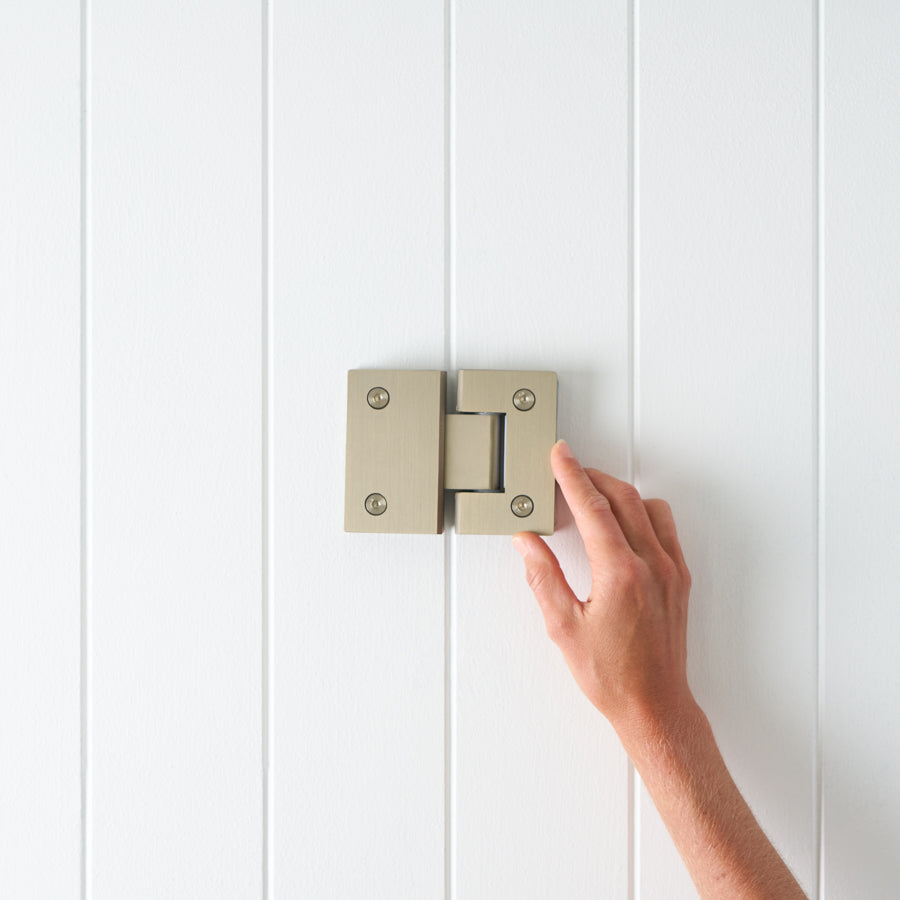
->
{"left": 515, "top": 442, "right": 808, "bottom": 898}
{"left": 513, "top": 440, "right": 696, "bottom": 743}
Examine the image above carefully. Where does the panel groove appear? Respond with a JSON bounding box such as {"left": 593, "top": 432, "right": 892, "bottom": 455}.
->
{"left": 444, "top": 0, "right": 457, "bottom": 377}
{"left": 628, "top": 1, "right": 640, "bottom": 897}
{"left": 814, "top": 1, "right": 825, "bottom": 896}
{"left": 262, "top": 0, "right": 274, "bottom": 897}
{"left": 80, "top": 0, "right": 92, "bottom": 896}
{"left": 443, "top": 531, "right": 457, "bottom": 900}
{"left": 444, "top": 2, "right": 457, "bottom": 898}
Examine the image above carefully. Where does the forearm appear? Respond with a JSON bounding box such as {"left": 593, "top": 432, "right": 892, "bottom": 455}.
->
{"left": 619, "top": 701, "right": 806, "bottom": 900}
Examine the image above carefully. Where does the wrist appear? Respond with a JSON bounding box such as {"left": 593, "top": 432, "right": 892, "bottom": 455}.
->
{"left": 614, "top": 693, "right": 712, "bottom": 778}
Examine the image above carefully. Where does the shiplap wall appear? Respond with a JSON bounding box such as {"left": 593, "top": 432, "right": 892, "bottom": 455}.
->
{"left": 2, "top": 2, "right": 899, "bottom": 899}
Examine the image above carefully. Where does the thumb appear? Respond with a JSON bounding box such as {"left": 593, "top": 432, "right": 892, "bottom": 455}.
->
{"left": 513, "top": 532, "right": 582, "bottom": 646}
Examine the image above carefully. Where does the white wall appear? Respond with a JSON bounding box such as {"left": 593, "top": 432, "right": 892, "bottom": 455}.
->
{"left": 2, "top": 2, "right": 899, "bottom": 898}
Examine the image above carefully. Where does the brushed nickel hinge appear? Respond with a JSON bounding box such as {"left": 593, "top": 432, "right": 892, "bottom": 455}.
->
{"left": 344, "top": 369, "right": 557, "bottom": 535}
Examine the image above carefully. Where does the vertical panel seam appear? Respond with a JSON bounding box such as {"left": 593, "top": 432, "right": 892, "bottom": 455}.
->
{"left": 444, "top": 0, "right": 458, "bottom": 378}
{"left": 629, "top": 0, "right": 640, "bottom": 484}
{"left": 444, "top": 2, "right": 457, "bottom": 898}
{"left": 444, "top": 531, "right": 457, "bottom": 900}
{"left": 80, "top": 0, "right": 92, "bottom": 896}
{"left": 815, "top": 0, "right": 825, "bottom": 897}
{"left": 628, "top": 0, "right": 641, "bottom": 898}
{"left": 262, "top": 0, "right": 274, "bottom": 897}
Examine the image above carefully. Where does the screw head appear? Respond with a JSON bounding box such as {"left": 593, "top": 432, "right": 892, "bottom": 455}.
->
{"left": 367, "top": 387, "right": 390, "bottom": 410}
{"left": 510, "top": 494, "right": 534, "bottom": 518}
{"left": 365, "top": 493, "right": 388, "bottom": 516}
{"left": 512, "top": 389, "right": 535, "bottom": 411}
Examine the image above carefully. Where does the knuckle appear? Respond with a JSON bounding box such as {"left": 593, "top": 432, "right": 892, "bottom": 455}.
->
{"left": 612, "top": 554, "right": 645, "bottom": 587}
{"left": 655, "top": 554, "right": 679, "bottom": 584}
{"left": 545, "top": 612, "right": 575, "bottom": 644}
{"left": 615, "top": 482, "right": 643, "bottom": 508}
{"left": 525, "top": 561, "right": 555, "bottom": 596}
{"left": 580, "top": 491, "right": 611, "bottom": 517}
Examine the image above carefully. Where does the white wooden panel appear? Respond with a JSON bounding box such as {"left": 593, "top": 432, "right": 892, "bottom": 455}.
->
{"left": 454, "top": 3, "right": 631, "bottom": 896}
{"left": 90, "top": 3, "right": 262, "bottom": 897}
{"left": 638, "top": 2, "right": 816, "bottom": 896}
{"left": 0, "top": 3, "right": 81, "bottom": 896}
{"left": 272, "top": 3, "right": 446, "bottom": 897}
{"left": 823, "top": 3, "right": 900, "bottom": 896}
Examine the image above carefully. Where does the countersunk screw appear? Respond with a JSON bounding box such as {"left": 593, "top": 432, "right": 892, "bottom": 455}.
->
{"left": 365, "top": 493, "right": 388, "bottom": 516}
{"left": 367, "top": 387, "right": 390, "bottom": 410}
{"left": 512, "top": 389, "right": 535, "bottom": 411}
{"left": 510, "top": 495, "right": 534, "bottom": 518}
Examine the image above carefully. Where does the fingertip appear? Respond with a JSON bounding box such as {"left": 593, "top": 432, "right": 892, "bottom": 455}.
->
{"left": 551, "top": 439, "right": 581, "bottom": 480}
{"left": 512, "top": 531, "right": 541, "bottom": 559}
{"left": 548, "top": 443, "right": 631, "bottom": 562}
{"left": 552, "top": 438, "right": 574, "bottom": 460}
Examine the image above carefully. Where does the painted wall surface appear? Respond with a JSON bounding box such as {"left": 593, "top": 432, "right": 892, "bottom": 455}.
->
{"left": 2, "top": 2, "right": 898, "bottom": 898}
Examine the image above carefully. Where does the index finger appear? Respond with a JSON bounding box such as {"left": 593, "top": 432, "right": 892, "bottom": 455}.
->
{"left": 551, "top": 441, "right": 633, "bottom": 570}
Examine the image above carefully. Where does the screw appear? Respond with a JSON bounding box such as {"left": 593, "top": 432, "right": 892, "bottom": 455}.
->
{"left": 365, "top": 493, "right": 388, "bottom": 516}
{"left": 367, "top": 387, "right": 390, "bottom": 410}
{"left": 512, "top": 389, "right": 535, "bottom": 411}
{"left": 510, "top": 494, "right": 534, "bottom": 518}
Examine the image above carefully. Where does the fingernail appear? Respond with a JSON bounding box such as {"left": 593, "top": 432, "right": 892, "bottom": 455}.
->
{"left": 554, "top": 439, "right": 574, "bottom": 460}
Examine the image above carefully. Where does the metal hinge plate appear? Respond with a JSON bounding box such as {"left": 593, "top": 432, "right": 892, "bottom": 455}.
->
{"left": 344, "top": 369, "right": 557, "bottom": 535}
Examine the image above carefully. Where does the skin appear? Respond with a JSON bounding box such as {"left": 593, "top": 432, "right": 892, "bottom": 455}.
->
{"left": 513, "top": 440, "right": 807, "bottom": 899}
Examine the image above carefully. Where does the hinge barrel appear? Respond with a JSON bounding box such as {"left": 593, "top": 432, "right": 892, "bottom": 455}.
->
{"left": 444, "top": 413, "right": 503, "bottom": 491}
